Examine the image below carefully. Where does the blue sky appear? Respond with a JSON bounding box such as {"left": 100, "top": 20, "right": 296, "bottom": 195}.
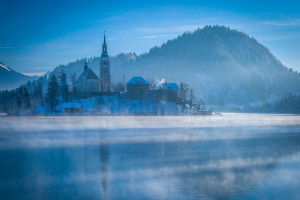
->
{"left": 1, "top": 0, "right": 300, "bottom": 75}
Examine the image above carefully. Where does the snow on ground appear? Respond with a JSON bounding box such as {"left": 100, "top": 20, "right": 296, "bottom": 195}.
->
{"left": 31, "top": 94, "right": 183, "bottom": 115}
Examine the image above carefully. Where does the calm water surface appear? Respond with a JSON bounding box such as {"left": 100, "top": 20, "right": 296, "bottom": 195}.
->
{"left": 1, "top": 114, "right": 300, "bottom": 200}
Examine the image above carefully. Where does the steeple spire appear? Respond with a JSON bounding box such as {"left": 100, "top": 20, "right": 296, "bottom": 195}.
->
{"left": 84, "top": 61, "right": 88, "bottom": 70}
{"left": 101, "top": 31, "right": 108, "bottom": 57}
{"left": 104, "top": 31, "right": 106, "bottom": 45}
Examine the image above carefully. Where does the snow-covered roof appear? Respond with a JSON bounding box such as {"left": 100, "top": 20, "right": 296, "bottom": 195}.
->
{"left": 126, "top": 76, "right": 150, "bottom": 85}
{"left": 152, "top": 79, "right": 179, "bottom": 90}
{"left": 162, "top": 83, "right": 179, "bottom": 90}
{"left": 77, "top": 68, "right": 99, "bottom": 82}
{"left": 61, "top": 103, "right": 82, "bottom": 108}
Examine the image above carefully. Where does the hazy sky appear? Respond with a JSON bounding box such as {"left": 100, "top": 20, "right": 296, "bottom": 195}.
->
{"left": 1, "top": 0, "right": 300, "bottom": 75}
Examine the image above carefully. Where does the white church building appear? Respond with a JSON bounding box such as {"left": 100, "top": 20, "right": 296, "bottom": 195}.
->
{"left": 75, "top": 33, "right": 111, "bottom": 93}
{"left": 75, "top": 61, "right": 99, "bottom": 92}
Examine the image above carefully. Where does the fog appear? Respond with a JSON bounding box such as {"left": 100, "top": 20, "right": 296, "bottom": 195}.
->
{"left": 1, "top": 113, "right": 300, "bottom": 131}
{"left": 0, "top": 113, "right": 300, "bottom": 199}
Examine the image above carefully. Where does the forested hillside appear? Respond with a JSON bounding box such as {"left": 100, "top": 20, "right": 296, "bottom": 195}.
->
{"left": 52, "top": 25, "right": 300, "bottom": 106}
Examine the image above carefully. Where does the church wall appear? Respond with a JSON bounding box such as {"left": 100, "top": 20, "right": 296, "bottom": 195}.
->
{"left": 76, "top": 78, "right": 99, "bottom": 93}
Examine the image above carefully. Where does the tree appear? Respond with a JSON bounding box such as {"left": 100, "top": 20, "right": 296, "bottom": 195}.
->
{"left": 46, "top": 73, "right": 59, "bottom": 112}
{"left": 178, "top": 82, "right": 189, "bottom": 113}
{"left": 37, "top": 79, "right": 44, "bottom": 107}
{"left": 113, "top": 82, "right": 125, "bottom": 94}
{"left": 153, "top": 99, "right": 160, "bottom": 115}
{"left": 59, "top": 69, "right": 69, "bottom": 102}
{"left": 113, "top": 82, "right": 126, "bottom": 115}
{"left": 188, "top": 88, "right": 195, "bottom": 114}
{"left": 70, "top": 72, "right": 78, "bottom": 101}
{"left": 23, "top": 87, "right": 31, "bottom": 110}
{"left": 16, "top": 87, "right": 23, "bottom": 111}
{"left": 70, "top": 73, "right": 77, "bottom": 91}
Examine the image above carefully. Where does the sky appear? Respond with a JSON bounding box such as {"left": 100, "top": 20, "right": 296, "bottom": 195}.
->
{"left": 1, "top": 0, "right": 300, "bottom": 75}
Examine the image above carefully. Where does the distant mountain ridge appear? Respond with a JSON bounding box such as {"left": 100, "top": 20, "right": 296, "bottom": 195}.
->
{"left": 50, "top": 25, "right": 300, "bottom": 106}
{"left": 0, "top": 62, "right": 35, "bottom": 91}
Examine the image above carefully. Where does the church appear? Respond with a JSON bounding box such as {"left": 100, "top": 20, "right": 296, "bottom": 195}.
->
{"left": 75, "top": 33, "right": 111, "bottom": 93}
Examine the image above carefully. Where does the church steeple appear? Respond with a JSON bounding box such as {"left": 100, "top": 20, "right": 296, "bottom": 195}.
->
{"left": 84, "top": 61, "right": 88, "bottom": 70}
{"left": 101, "top": 31, "right": 108, "bottom": 57}
{"left": 99, "top": 31, "right": 111, "bottom": 92}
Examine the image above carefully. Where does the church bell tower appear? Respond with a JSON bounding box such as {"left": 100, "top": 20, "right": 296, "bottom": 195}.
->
{"left": 99, "top": 32, "right": 110, "bottom": 92}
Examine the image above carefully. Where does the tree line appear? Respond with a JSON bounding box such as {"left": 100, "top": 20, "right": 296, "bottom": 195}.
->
{"left": 246, "top": 93, "right": 300, "bottom": 114}
{"left": 0, "top": 69, "right": 70, "bottom": 113}
{"left": 0, "top": 67, "right": 207, "bottom": 115}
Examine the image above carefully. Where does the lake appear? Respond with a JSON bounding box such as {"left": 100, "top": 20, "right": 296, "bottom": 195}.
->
{"left": 1, "top": 113, "right": 300, "bottom": 200}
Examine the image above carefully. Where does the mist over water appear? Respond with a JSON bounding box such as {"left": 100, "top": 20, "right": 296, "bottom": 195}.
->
{"left": 1, "top": 113, "right": 300, "bottom": 200}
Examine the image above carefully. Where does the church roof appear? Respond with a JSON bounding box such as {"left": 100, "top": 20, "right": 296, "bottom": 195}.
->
{"left": 161, "top": 82, "right": 179, "bottom": 90}
{"left": 126, "top": 76, "right": 150, "bottom": 85}
{"left": 77, "top": 68, "right": 99, "bottom": 81}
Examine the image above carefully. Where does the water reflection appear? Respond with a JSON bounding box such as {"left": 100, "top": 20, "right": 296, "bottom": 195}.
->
{"left": 100, "top": 132, "right": 110, "bottom": 200}
{"left": 0, "top": 116, "right": 300, "bottom": 199}
{"left": 104, "top": 135, "right": 300, "bottom": 200}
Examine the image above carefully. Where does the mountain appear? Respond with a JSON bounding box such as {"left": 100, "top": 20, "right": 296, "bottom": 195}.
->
{"left": 53, "top": 25, "right": 300, "bottom": 107}
{"left": 0, "top": 62, "right": 35, "bottom": 91}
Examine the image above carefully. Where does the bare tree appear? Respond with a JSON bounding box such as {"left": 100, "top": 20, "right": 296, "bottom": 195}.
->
{"left": 178, "top": 82, "right": 190, "bottom": 113}
{"left": 113, "top": 82, "right": 126, "bottom": 115}
{"left": 188, "top": 88, "right": 195, "bottom": 114}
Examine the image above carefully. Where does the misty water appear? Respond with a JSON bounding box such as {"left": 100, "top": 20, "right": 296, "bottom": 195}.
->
{"left": 1, "top": 114, "right": 300, "bottom": 200}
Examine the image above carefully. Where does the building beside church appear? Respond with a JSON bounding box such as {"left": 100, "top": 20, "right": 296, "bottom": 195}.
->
{"left": 126, "top": 77, "right": 150, "bottom": 99}
{"left": 148, "top": 79, "right": 179, "bottom": 102}
{"left": 75, "top": 62, "right": 99, "bottom": 93}
{"left": 156, "top": 81, "right": 179, "bottom": 102}
{"left": 126, "top": 77, "right": 179, "bottom": 102}
{"left": 99, "top": 33, "right": 111, "bottom": 92}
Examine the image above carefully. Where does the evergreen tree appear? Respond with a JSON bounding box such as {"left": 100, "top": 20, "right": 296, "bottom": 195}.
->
{"left": 70, "top": 73, "right": 76, "bottom": 91}
{"left": 37, "top": 79, "right": 44, "bottom": 107}
{"left": 59, "top": 69, "right": 69, "bottom": 102}
{"left": 70, "top": 72, "right": 77, "bottom": 101}
{"left": 46, "top": 73, "right": 59, "bottom": 112}
{"left": 16, "top": 87, "right": 23, "bottom": 111}
{"left": 23, "top": 87, "right": 31, "bottom": 110}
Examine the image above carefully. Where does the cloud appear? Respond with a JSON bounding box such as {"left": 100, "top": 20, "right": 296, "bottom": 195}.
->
{"left": 107, "top": 37, "right": 117, "bottom": 41}
{"left": 99, "top": 16, "right": 121, "bottom": 22}
{"left": 115, "top": 24, "right": 204, "bottom": 36}
{"left": 22, "top": 72, "right": 46, "bottom": 77}
{"left": 261, "top": 19, "right": 300, "bottom": 26}
{"left": 137, "top": 34, "right": 177, "bottom": 39}
{"left": 33, "top": 66, "right": 53, "bottom": 70}
{"left": 257, "top": 35, "right": 294, "bottom": 41}
{"left": 0, "top": 45, "right": 34, "bottom": 49}
{"left": 135, "top": 24, "right": 204, "bottom": 33}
